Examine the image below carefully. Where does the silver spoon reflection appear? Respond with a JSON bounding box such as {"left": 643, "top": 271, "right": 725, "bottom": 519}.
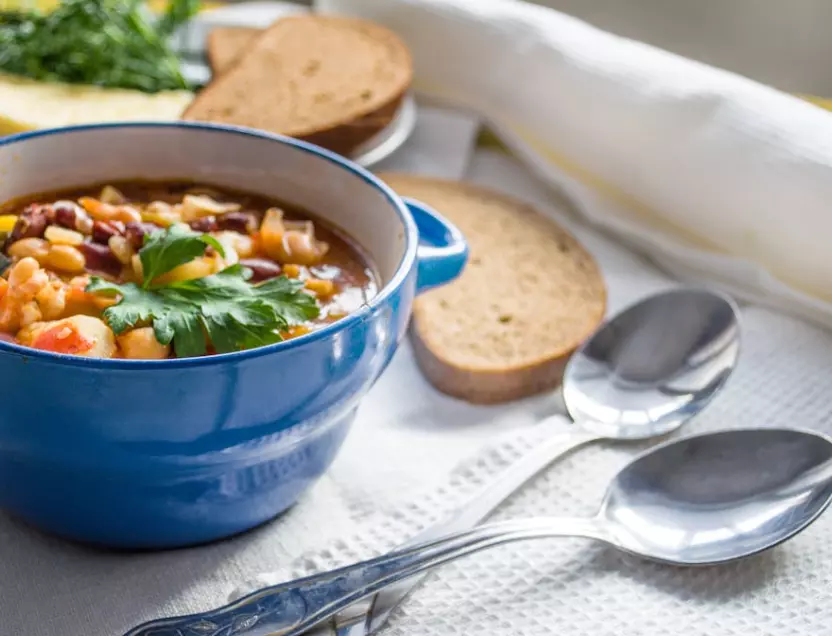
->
{"left": 563, "top": 286, "right": 740, "bottom": 441}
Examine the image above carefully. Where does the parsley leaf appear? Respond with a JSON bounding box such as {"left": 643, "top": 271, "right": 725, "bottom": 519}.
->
{"left": 140, "top": 224, "right": 224, "bottom": 288}
{"left": 85, "top": 227, "right": 321, "bottom": 357}
{"left": 0, "top": 0, "right": 200, "bottom": 93}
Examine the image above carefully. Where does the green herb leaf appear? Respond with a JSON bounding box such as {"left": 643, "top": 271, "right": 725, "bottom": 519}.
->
{"left": 156, "top": 0, "right": 199, "bottom": 37}
{"left": 0, "top": 0, "right": 200, "bottom": 93}
{"left": 140, "top": 224, "right": 224, "bottom": 288}
{"left": 85, "top": 229, "right": 321, "bottom": 357}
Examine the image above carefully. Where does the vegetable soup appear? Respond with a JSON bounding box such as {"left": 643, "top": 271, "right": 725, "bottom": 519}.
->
{"left": 0, "top": 182, "right": 379, "bottom": 359}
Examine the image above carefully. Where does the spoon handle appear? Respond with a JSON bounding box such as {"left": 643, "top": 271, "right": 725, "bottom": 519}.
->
{"left": 125, "top": 516, "right": 607, "bottom": 636}
{"left": 357, "top": 425, "right": 603, "bottom": 634}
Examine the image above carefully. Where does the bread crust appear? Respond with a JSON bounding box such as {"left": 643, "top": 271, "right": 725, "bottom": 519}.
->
{"left": 186, "top": 16, "right": 412, "bottom": 156}
{"left": 379, "top": 174, "right": 607, "bottom": 404}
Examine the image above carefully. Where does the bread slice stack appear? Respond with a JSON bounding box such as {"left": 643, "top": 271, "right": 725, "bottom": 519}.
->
{"left": 379, "top": 174, "right": 607, "bottom": 404}
{"left": 185, "top": 16, "right": 412, "bottom": 156}
{"left": 206, "top": 26, "right": 259, "bottom": 75}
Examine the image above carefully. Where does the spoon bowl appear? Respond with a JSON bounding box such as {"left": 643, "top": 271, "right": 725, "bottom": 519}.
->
{"left": 602, "top": 428, "right": 832, "bottom": 564}
{"left": 564, "top": 288, "right": 741, "bottom": 439}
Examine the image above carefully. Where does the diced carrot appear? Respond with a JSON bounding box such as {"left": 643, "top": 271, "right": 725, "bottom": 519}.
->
{"left": 283, "top": 264, "right": 301, "bottom": 278}
{"left": 0, "top": 278, "right": 8, "bottom": 300}
{"left": 32, "top": 323, "right": 94, "bottom": 355}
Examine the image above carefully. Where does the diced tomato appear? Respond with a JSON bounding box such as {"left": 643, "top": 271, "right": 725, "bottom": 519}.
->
{"left": 32, "top": 324, "right": 94, "bottom": 355}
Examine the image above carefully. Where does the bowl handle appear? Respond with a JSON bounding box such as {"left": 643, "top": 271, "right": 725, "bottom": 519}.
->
{"left": 405, "top": 197, "right": 468, "bottom": 294}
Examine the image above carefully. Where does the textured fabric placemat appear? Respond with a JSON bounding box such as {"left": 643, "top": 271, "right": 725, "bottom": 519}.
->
{"left": 3, "top": 148, "right": 832, "bottom": 636}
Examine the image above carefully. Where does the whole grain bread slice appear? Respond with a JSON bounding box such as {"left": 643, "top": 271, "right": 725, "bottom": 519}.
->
{"left": 379, "top": 174, "right": 607, "bottom": 404}
{"left": 206, "top": 26, "right": 260, "bottom": 75}
{"left": 186, "top": 15, "right": 412, "bottom": 155}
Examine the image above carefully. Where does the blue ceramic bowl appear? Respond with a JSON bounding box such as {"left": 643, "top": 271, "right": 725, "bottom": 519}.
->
{"left": 0, "top": 122, "right": 467, "bottom": 549}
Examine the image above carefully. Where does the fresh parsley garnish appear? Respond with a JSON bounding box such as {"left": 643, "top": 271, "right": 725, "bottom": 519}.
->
{"left": 86, "top": 227, "right": 320, "bottom": 357}
{"left": 0, "top": 0, "right": 200, "bottom": 93}
{"left": 138, "top": 223, "right": 223, "bottom": 289}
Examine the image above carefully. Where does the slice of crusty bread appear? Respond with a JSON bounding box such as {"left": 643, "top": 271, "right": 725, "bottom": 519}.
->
{"left": 206, "top": 26, "right": 260, "bottom": 75}
{"left": 186, "top": 16, "right": 412, "bottom": 155}
{"left": 379, "top": 174, "right": 607, "bottom": 404}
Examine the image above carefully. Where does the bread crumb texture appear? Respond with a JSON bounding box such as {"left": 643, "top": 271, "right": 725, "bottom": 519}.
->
{"left": 187, "top": 16, "right": 412, "bottom": 140}
{"left": 380, "top": 174, "right": 607, "bottom": 403}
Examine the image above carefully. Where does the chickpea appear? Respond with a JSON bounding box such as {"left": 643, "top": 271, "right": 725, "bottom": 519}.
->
{"left": 0, "top": 258, "right": 49, "bottom": 331}
{"left": 117, "top": 326, "right": 171, "bottom": 360}
{"left": 35, "top": 281, "right": 67, "bottom": 320}
{"left": 8, "top": 257, "right": 48, "bottom": 295}
{"left": 19, "top": 300, "right": 42, "bottom": 327}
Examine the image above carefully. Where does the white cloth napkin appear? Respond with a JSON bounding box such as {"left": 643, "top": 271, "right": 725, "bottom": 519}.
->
{"left": 317, "top": 0, "right": 832, "bottom": 329}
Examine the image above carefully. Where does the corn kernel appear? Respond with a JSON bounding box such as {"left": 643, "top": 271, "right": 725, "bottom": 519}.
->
{"left": 0, "top": 215, "right": 17, "bottom": 232}
{"left": 283, "top": 264, "right": 301, "bottom": 278}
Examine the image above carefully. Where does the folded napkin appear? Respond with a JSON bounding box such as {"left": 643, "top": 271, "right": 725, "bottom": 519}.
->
{"left": 318, "top": 0, "right": 832, "bottom": 328}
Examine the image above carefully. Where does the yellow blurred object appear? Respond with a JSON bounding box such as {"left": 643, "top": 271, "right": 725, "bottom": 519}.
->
{"left": 0, "top": 73, "right": 193, "bottom": 135}
{"left": 0, "top": 216, "right": 17, "bottom": 233}
{"left": 0, "top": 0, "right": 220, "bottom": 12}
{"left": 800, "top": 95, "right": 832, "bottom": 112}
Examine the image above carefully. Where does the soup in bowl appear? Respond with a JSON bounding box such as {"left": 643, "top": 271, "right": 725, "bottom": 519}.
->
{"left": 0, "top": 181, "right": 380, "bottom": 359}
{"left": 0, "top": 122, "right": 467, "bottom": 548}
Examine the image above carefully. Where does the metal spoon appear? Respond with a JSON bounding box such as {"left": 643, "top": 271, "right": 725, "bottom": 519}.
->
{"left": 218, "top": 287, "right": 739, "bottom": 635}
{"left": 344, "top": 287, "right": 741, "bottom": 636}
{"left": 126, "top": 428, "right": 832, "bottom": 636}
{"left": 563, "top": 286, "right": 740, "bottom": 440}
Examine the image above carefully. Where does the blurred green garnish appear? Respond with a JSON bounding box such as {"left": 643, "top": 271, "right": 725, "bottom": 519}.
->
{"left": 0, "top": 0, "right": 200, "bottom": 93}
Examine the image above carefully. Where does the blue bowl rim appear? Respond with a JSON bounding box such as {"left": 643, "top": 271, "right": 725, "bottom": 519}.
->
{"left": 0, "top": 121, "right": 419, "bottom": 369}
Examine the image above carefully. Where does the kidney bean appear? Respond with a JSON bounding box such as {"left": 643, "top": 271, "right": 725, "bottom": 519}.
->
{"left": 217, "top": 211, "right": 257, "bottom": 234}
{"left": 124, "top": 222, "right": 160, "bottom": 249}
{"left": 79, "top": 242, "right": 121, "bottom": 276}
{"left": 53, "top": 202, "right": 78, "bottom": 229}
{"left": 187, "top": 216, "right": 218, "bottom": 233}
{"left": 9, "top": 204, "right": 49, "bottom": 241}
{"left": 239, "top": 258, "right": 282, "bottom": 282}
{"left": 92, "top": 220, "right": 125, "bottom": 244}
